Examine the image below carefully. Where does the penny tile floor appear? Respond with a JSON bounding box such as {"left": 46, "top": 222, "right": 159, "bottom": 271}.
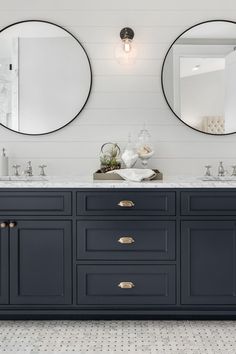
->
{"left": 0, "top": 320, "right": 235, "bottom": 353}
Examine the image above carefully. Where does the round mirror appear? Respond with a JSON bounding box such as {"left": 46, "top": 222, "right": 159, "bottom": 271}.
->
{"left": 0, "top": 20, "right": 92, "bottom": 135}
{"left": 162, "top": 20, "right": 236, "bottom": 135}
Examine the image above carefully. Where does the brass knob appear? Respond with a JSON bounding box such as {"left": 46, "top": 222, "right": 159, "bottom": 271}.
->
{"left": 117, "top": 200, "right": 135, "bottom": 208}
{"left": 118, "top": 282, "right": 135, "bottom": 289}
{"left": 118, "top": 236, "right": 135, "bottom": 244}
{"left": 0, "top": 222, "right": 8, "bottom": 229}
{"left": 9, "top": 222, "right": 17, "bottom": 228}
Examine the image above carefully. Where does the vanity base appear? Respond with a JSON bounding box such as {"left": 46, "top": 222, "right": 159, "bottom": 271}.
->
{"left": 1, "top": 309, "right": 236, "bottom": 320}
{"left": 0, "top": 187, "right": 236, "bottom": 320}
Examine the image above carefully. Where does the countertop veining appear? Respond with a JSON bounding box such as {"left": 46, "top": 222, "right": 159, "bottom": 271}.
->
{"left": 0, "top": 175, "right": 236, "bottom": 188}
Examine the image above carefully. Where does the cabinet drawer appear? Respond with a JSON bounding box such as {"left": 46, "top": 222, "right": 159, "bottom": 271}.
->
{"left": 76, "top": 220, "right": 175, "bottom": 260}
{"left": 77, "top": 191, "right": 175, "bottom": 216}
{"left": 0, "top": 191, "right": 72, "bottom": 215}
{"left": 77, "top": 265, "right": 176, "bottom": 305}
{"left": 181, "top": 191, "right": 236, "bottom": 215}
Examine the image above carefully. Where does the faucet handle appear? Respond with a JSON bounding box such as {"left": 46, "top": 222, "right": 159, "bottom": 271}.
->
{"left": 39, "top": 164, "right": 47, "bottom": 176}
{"left": 12, "top": 164, "right": 21, "bottom": 176}
{"left": 204, "top": 165, "right": 212, "bottom": 176}
{"left": 231, "top": 165, "right": 236, "bottom": 176}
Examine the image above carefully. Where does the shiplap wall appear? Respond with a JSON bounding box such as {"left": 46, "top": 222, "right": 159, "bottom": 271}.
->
{"left": 1, "top": 0, "right": 236, "bottom": 177}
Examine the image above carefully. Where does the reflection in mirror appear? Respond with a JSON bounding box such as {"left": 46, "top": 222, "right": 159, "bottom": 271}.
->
{"left": 162, "top": 20, "right": 236, "bottom": 135}
{"left": 0, "top": 21, "right": 92, "bottom": 135}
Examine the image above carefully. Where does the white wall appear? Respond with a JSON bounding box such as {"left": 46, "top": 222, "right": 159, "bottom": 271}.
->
{"left": 1, "top": 0, "right": 236, "bottom": 177}
{"left": 18, "top": 37, "right": 91, "bottom": 134}
{"left": 180, "top": 70, "right": 225, "bottom": 130}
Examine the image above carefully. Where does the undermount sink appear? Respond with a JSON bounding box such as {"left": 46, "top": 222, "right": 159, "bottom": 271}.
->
{"left": 201, "top": 176, "right": 236, "bottom": 181}
{"left": 0, "top": 176, "right": 48, "bottom": 182}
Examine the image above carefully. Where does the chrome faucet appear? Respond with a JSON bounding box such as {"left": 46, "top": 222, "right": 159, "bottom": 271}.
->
{"left": 204, "top": 165, "right": 212, "bottom": 176}
{"left": 39, "top": 164, "right": 47, "bottom": 176}
{"left": 12, "top": 164, "right": 21, "bottom": 176}
{"left": 24, "top": 161, "right": 33, "bottom": 177}
{"left": 218, "top": 161, "right": 225, "bottom": 177}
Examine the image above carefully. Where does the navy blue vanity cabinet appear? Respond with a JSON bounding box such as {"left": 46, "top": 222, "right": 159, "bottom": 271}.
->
{"left": 76, "top": 189, "right": 177, "bottom": 308}
{"left": 0, "top": 191, "right": 72, "bottom": 216}
{"left": 0, "top": 223, "right": 9, "bottom": 304}
{"left": 181, "top": 191, "right": 236, "bottom": 216}
{"left": 76, "top": 191, "right": 175, "bottom": 216}
{"left": 77, "top": 265, "right": 176, "bottom": 305}
{"left": 9, "top": 220, "right": 72, "bottom": 305}
{"left": 76, "top": 220, "right": 176, "bottom": 260}
{"left": 1, "top": 187, "right": 236, "bottom": 319}
{"left": 181, "top": 220, "right": 236, "bottom": 305}
{"left": 0, "top": 190, "right": 73, "bottom": 307}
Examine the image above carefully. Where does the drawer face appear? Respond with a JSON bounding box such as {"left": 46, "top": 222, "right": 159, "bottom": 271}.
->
{"left": 77, "top": 191, "right": 176, "bottom": 216}
{"left": 0, "top": 191, "right": 72, "bottom": 215}
{"left": 76, "top": 220, "right": 175, "bottom": 260}
{"left": 181, "top": 191, "right": 236, "bottom": 215}
{"left": 77, "top": 265, "right": 176, "bottom": 305}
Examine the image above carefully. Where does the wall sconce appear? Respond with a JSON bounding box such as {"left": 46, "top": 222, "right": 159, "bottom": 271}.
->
{"left": 120, "top": 27, "right": 134, "bottom": 53}
{"left": 115, "top": 27, "right": 136, "bottom": 64}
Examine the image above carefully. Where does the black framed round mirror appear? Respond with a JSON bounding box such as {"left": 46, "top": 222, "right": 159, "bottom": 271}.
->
{"left": 0, "top": 20, "right": 92, "bottom": 135}
{"left": 161, "top": 20, "right": 236, "bottom": 135}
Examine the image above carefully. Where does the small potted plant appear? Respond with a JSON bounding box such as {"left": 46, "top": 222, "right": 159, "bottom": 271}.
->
{"left": 100, "top": 142, "right": 121, "bottom": 173}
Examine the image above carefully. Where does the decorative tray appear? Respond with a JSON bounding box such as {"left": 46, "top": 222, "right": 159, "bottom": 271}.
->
{"left": 93, "top": 169, "right": 163, "bottom": 181}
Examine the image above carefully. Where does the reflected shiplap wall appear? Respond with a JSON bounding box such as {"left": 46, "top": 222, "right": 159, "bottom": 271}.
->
{"left": 1, "top": 0, "right": 236, "bottom": 176}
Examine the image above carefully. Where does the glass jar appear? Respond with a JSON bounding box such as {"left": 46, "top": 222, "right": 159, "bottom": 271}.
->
{"left": 136, "top": 125, "right": 154, "bottom": 167}
{"left": 121, "top": 134, "right": 138, "bottom": 168}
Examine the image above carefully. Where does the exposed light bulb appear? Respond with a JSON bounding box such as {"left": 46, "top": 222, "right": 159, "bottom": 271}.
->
{"left": 115, "top": 42, "right": 136, "bottom": 64}
{"left": 123, "top": 39, "right": 132, "bottom": 53}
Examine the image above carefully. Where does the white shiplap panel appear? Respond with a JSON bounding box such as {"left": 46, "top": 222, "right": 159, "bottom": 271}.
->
{"left": 0, "top": 0, "right": 236, "bottom": 177}
{"left": 1, "top": 124, "right": 236, "bottom": 143}
{"left": 92, "top": 75, "right": 161, "bottom": 92}
{"left": 2, "top": 0, "right": 236, "bottom": 11}
{"left": 91, "top": 59, "right": 163, "bottom": 76}
{"left": 85, "top": 43, "right": 169, "bottom": 60}
{"left": 0, "top": 10, "right": 235, "bottom": 27}
{"left": 9, "top": 157, "right": 236, "bottom": 178}
{"left": 86, "top": 92, "right": 166, "bottom": 109}
{"left": 69, "top": 26, "right": 185, "bottom": 44}
{"left": 3, "top": 141, "right": 236, "bottom": 160}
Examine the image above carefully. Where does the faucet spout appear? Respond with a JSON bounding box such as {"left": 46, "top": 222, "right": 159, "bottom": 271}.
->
{"left": 24, "top": 161, "right": 33, "bottom": 177}
{"left": 218, "top": 161, "right": 225, "bottom": 177}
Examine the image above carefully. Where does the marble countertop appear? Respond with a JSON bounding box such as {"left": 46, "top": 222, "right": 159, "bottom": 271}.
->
{"left": 0, "top": 175, "right": 236, "bottom": 188}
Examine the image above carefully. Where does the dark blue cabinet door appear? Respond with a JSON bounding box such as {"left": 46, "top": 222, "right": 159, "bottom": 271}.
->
{"left": 0, "top": 225, "right": 8, "bottom": 304}
{"left": 10, "top": 220, "right": 72, "bottom": 305}
{"left": 181, "top": 221, "right": 236, "bottom": 305}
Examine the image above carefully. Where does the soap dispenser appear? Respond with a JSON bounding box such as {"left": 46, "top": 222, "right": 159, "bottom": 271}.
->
{"left": 0, "top": 148, "right": 8, "bottom": 176}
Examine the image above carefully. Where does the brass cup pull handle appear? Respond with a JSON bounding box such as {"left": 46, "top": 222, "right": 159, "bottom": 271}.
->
{"left": 118, "top": 282, "right": 135, "bottom": 289}
{"left": 0, "top": 222, "right": 8, "bottom": 229}
{"left": 118, "top": 236, "right": 135, "bottom": 244}
{"left": 117, "top": 200, "right": 135, "bottom": 208}
{"left": 9, "top": 222, "right": 17, "bottom": 228}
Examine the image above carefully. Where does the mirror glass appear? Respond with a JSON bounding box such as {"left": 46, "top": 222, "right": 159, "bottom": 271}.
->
{"left": 162, "top": 20, "right": 236, "bottom": 135}
{"left": 0, "top": 21, "right": 92, "bottom": 135}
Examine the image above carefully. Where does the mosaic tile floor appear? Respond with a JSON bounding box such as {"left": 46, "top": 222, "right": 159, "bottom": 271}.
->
{"left": 0, "top": 320, "right": 235, "bottom": 353}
